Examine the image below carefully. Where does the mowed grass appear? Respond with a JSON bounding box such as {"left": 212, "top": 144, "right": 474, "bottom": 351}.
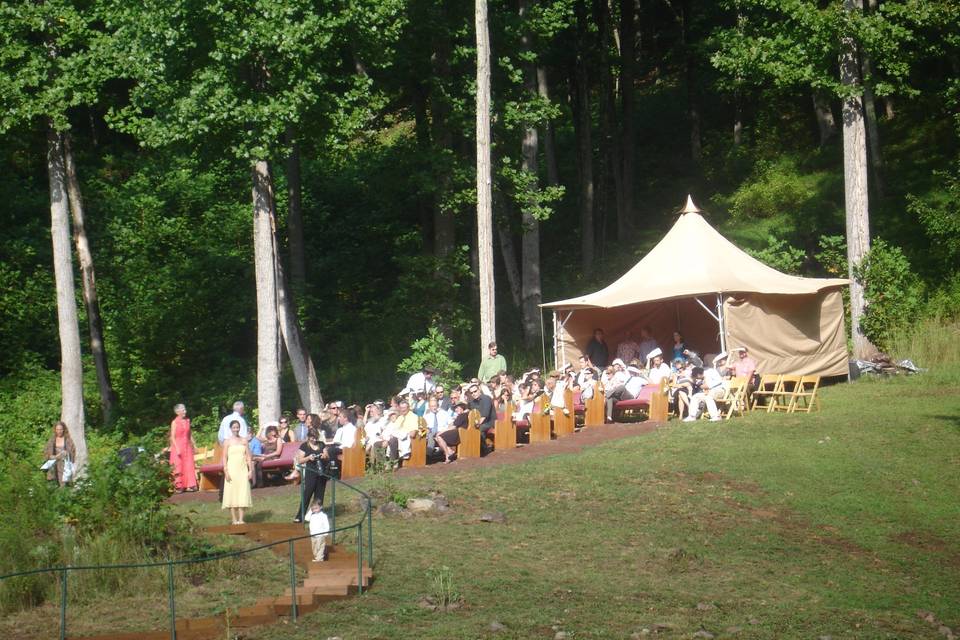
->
{"left": 10, "top": 371, "right": 955, "bottom": 639}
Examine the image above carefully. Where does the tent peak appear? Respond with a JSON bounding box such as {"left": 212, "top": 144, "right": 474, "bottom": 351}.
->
{"left": 679, "top": 194, "right": 702, "bottom": 216}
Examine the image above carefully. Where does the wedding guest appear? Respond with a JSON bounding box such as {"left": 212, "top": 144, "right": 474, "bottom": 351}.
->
{"left": 169, "top": 403, "right": 198, "bottom": 493}
{"left": 221, "top": 420, "right": 253, "bottom": 525}
{"left": 43, "top": 421, "right": 75, "bottom": 486}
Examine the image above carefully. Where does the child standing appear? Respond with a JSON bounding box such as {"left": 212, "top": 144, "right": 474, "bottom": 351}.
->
{"left": 304, "top": 501, "right": 330, "bottom": 562}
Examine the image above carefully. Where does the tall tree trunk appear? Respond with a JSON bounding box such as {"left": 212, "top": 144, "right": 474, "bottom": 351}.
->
{"left": 273, "top": 229, "right": 323, "bottom": 413}
{"left": 536, "top": 66, "right": 561, "bottom": 187}
{"left": 432, "top": 34, "right": 456, "bottom": 258}
{"left": 63, "top": 133, "right": 116, "bottom": 426}
{"left": 619, "top": 0, "right": 636, "bottom": 234}
{"left": 574, "top": 0, "right": 595, "bottom": 276}
{"left": 284, "top": 127, "right": 307, "bottom": 293}
{"left": 520, "top": 0, "right": 542, "bottom": 348}
{"left": 840, "top": 0, "right": 876, "bottom": 359}
{"left": 733, "top": 97, "right": 743, "bottom": 146}
{"left": 597, "top": 0, "right": 623, "bottom": 245}
{"left": 812, "top": 90, "right": 837, "bottom": 146}
{"left": 476, "top": 0, "right": 496, "bottom": 351}
{"left": 682, "top": 1, "right": 701, "bottom": 162}
{"left": 48, "top": 126, "right": 88, "bottom": 474}
{"left": 252, "top": 160, "right": 282, "bottom": 425}
{"left": 497, "top": 227, "right": 522, "bottom": 310}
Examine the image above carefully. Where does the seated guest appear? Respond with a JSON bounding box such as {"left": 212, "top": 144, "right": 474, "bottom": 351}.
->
{"left": 514, "top": 382, "right": 535, "bottom": 421}
{"left": 646, "top": 348, "right": 672, "bottom": 384}
{"left": 253, "top": 424, "right": 283, "bottom": 486}
{"left": 402, "top": 366, "right": 436, "bottom": 396}
{"left": 442, "top": 387, "right": 461, "bottom": 414}
{"left": 576, "top": 355, "right": 599, "bottom": 387}
{"left": 362, "top": 402, "right": 390, "bottom": 461}
{"left": 292, "top": 408, "right": 309, "bottom": 441}
{"left": 467, "top": 384, "right": 496, "bottom": 443}
{"left": 277, "top": 416, "right": 295, "bottom": 443}
{"left": 422, "top": 396, "right": 449, "bottom": 456}
{"left": 436, "top": 402, "right": 462, "bottom": 463}
{"left": 731, "top": 346, "right": 758, "bottom": 389}
{"left": 386, "top": 399, "right": 420, "bottom": 465}
{"left": 669, "top": 360, "right": 695, "bottom": 418}
{"left": 599, "top": 365, "right": 616, "bottom": 390}
{"left": 411, "top": 392, "right": 428, "bottom": 417}
{"left": 332, "top": 408, "right": 358, "bottom": 449}
{"left": 684, "top": 355, "right": 728, "bottom": 422}
{"left": 546, "top": 370, "right": 570, "bottom": 416}
{"left": 579, "top": 366, "right": 598, "bottom": 400}
{"left": 604, "top": 365, "right": 648, "bottom": 422}
{"left": 584, "top": 328, "right": 610, "bottom": 367}
{"left": 247, "top": 429, "right": 264, "bottom": 488}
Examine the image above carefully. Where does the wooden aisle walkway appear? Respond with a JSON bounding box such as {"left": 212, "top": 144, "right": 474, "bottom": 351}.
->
{"left": 68, "top": 523, "right": 372, "bottom": 640}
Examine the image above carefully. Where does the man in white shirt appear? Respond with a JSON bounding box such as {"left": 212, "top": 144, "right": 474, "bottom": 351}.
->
{"left": 218, "top": 401, "right": 249, "bottom": 444}
{"left": 646, "top": 348, "right": 672, "bottom": 385}
{"left": 422, "top": 396, "right": 451, "bottom": 456}
{"left": 332, "top": 409, "right": 358, "bottom": 449}
{"left": 684, "top": 354, "right": 728, "bottom": 421}
{"left": 402, "top": 367, "right": 436, "bottom": 396}
{"left": 605, "top": 366, "right": 648, "bottom": 422}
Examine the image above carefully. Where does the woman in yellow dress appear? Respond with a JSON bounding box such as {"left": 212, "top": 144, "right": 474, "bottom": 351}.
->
{"left": 221, "top": 420, "right": 253, "bottom": 525}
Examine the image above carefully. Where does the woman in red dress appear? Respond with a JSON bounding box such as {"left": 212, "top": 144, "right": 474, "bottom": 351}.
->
{"left": 169, "top": 403, "right": 198, "bottom": 492}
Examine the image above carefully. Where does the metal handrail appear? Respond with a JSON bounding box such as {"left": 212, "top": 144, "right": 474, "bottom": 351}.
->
{"left": 0, "top": 467, "right": 374, "bottom": 640}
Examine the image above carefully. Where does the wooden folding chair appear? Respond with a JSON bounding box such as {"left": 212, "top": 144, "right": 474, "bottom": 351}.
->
{"left": 789, "top": 375, "right": 821, "bottom": 413}
{"left": 770, "top": 375, "right": 802, "bottom": 412}
{"left": 750, "top": 374, "right": 782, "bottom": 412}
{"left": 717, "top": 376, "right": 748, "bottom": 419}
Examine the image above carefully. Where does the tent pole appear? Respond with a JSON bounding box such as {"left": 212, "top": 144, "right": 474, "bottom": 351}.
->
{"left": 551, "top": 311, "right": 558, "bottom": 371}
{"left": 716, "top": 293, "right": 727, "bottom": 353}
{"left": 540, "top": 308, "right": 547, "bottom": 374}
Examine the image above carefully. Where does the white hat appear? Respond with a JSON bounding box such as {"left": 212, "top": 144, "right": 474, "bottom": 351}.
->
{"left": 713, "top": 352, "right": 728, "bottom": 365}
{"left": 612, "top": 358, "right": 626, "bottom": 367}
{"left": 732, "top": 346, "right": 747, "bottom": 353}
{"left": 626, "top": 366, "right": 643, "bottom": 376}
{"left": 562, "top": 362, "right": 574, "bottom": 371}
{"left": 646, "top": 347, "right": 662, "bottom": 361}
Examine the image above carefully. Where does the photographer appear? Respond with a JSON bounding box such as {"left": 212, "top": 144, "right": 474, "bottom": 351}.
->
{"left": 293, "top": 428, "right": 329, "bottom": 523}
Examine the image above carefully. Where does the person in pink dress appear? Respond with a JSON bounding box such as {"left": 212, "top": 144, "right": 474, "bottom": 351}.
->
{"left": 169, "top": 403, "right": 198, "bottom": 492}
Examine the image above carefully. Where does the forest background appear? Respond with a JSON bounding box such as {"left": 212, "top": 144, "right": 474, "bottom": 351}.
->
{"left": 1, "top": 0, "right": 959, "bottom": 466}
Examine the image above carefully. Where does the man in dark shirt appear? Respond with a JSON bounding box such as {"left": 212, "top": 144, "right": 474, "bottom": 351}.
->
{"left": 467, "top": 384, "right": 495, "bottom": 436}
{"left": 584, "top": 328, "right": 609, "bottom": 368}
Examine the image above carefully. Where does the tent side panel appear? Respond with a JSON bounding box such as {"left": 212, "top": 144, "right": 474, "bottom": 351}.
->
{"left": 724, "top": 290, "right": 849, "bottom": 377}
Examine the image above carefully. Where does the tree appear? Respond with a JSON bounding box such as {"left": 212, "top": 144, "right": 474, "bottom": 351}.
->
{"left": 476, "top": 0, "right": 496, "bottom": 351}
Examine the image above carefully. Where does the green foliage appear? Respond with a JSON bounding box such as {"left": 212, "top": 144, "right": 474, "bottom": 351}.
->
{"left": 744, "top": 235, "right": 806, "bottom": 275}
{"left": 815, "top": 234, "right": 848, "bottom": 277}
{"left": 888, "top": 316, "right": 960, "bottom": 370}
{"left": 396, "top": 325, "right": 463, "bottom": 390}
{"left": 854, "top": 239, "right": 926, "bottom": 350}
{"left": 721, "top": 157, "right": 835, "bottom": 221}
{"left": 906, "top": 172, "right": 960, "bottom": 273}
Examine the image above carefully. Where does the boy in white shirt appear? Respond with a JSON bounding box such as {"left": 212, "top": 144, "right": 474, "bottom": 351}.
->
{"left": 304, "top": 501, "right": 330, "bottom": 562}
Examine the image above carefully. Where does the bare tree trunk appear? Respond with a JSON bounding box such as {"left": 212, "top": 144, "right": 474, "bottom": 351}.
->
{"left": 574, "top": 0, "right": 595, "bottom": 275}
{"left": 733, "top": 99, "right": 743, "bottom": 146}
{"left": 63, "top": 133, "right": 116, "bottom": 426}
{"left": 284, "top": 127, "right": 307, "bottom": 292}
{"left": 48, "top": 126, "right": 88, "bottom": 474}
{"left": 476, "top": 0, "right": 496, "bottom": 351}
{"left": 598, "top": 0, "right": 623, "bottom": 244}
{"left": 681, "top": 0, "right": 701, "bottom": 162}
{"left": 433, "top": 22, "right": 456, "bottom": 258}
{"left": 497, "top": 227, "right": 522, "bottom": 310}
{"left": 520, "top": 0, "right": 543, "bottom": 348}
{"left": 619, "top": 0, "right": 636, "bottom": 233}
{"left": 883, "top": 97, "right": 895, "bottom": 120}
{"left": 812, "top": 90, "right": 837, "bottom": 146}
{"left": 252, "top": 160, "right": 282, "bottom": 425}
{"left": 536, "top": 67, "right": 560, "bottom": 187}
{"left": 273, "top": 231, "right": 323, "bottom": 413}
{"left": 840, "top": 0, "right": 876, "bottom": 359}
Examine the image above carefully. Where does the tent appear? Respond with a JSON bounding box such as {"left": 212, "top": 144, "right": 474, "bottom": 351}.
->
{"left": 541, "top": 197, "right": 850, "bottom": 378}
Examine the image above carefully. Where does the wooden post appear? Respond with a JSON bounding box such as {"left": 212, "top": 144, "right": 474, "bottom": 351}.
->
{"left": 648, "top": 379, "right": 670, "bottom": 423}
{"left": 407, "top": 433, "right": 428, "bottom": 468}
{"left": 458, "top": 409, "right": 482, "bottom": 458}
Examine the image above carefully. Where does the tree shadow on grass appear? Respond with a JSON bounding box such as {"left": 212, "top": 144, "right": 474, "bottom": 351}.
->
{"left": 926, "top": 415, "right": 960, "bottom": 432}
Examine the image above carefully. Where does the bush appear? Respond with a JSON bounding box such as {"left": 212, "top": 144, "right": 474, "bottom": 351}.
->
{"left": 396, "top": 324, "right": 464, "bottom": 389}
{"left": 855, "top": 239, "right": 926, "bottom": 351}
{"left": 745, "top": 235, "right": 806, "bottom": 274}
{"left": 723, "top": 157, "right": 833, "bottom": 220}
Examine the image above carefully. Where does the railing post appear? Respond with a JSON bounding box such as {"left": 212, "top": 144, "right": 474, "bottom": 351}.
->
{"left": 288, "top": 539, "right": 298, "bottom": 622}
{"left": 330, "top": 477, "right": 336, "bottom": 545}
{"left": 357, "top": 523, "right": 364, "bottom": 595}
{"left": 367, "top": 499, "right": 373, "bottom": 567}
{"left": 59, "top": 569, "right": 67, "bottom": 640}
{"left": 167, "top": 562, "right": 177, "bottom": 639}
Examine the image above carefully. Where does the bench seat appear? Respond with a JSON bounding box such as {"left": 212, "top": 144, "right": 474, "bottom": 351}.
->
{"left": 261, "top": 440, "right": 303, "bottom": 471}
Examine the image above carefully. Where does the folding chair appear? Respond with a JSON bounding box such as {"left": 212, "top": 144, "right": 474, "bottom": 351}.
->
{"left": 718, "top": 376, "right": 748, "bottom": 419}
{"left": 770, "top": 375, "right": 802, "bottom": 412}
{"left": 789, "top": 375, "right": 821, "bottom": 413}
{"left": 750, "top": 374, "right": 781, "bottom": 412}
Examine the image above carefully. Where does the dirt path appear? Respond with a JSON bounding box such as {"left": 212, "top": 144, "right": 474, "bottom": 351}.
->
{"left": 169, "top": 420, "right": 665, "bottom": 504}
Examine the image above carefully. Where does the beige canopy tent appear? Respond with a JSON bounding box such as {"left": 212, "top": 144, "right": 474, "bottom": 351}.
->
{"left": 541, "top": 197, "right": 850, "bottom": 378}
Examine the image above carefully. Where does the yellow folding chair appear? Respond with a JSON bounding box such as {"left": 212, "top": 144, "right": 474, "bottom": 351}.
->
{"left": 750, "top": 374, "right": 781, "bottom": 412}
{"left": 770, "top": 375, "right": 802, "bottom": 412}
{"left": 789, "top": 375, "right": 821, "bottom": 413}
{"left": 718, "top": 376, "right": 748, "bottom": 419}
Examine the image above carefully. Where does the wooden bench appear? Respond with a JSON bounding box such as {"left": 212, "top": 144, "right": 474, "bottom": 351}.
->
{"left": 612, "top": 384, "right": 661, "bottom": 422}
{"left": 553, "top": 387, "right": 575, "bottom": 438}
{"left": 648, "top": 379, "right": 670, "bottom": 422}
{"left": 458, "top": 409, "right": 482, "bottom": 459}
{"left": 528, "top": 396, "right": 552, "bottom": 443}
{"left": 406, "top": 427, "right": 428, "bottom": 468}
{"left": 198, "top": 443, "right": 224, "bottom": 491}
{"left": 340, "top": 444, "right": 365, "bottom": 479}
{"left": 494, "top": 402, "right": 517, "bottom": 450}
{"left": 583, "top": 383, "right": 605, "bottom": 427}
{"left": 260, "top": 439, "right": 303, "bottom": 483}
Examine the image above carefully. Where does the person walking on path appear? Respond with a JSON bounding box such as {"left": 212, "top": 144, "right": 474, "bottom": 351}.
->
{"left": 477, "top": 341, "right": 507, "bottom": 383}
{"left": 169, "top": 403, "right": 198, "bottom": 493}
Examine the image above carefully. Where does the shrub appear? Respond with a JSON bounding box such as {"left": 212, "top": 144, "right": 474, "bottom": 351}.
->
{"left": 724, "top": 157, "right": 830, "bottom": 220}
{"left": 854, "top": 239, "right": 925, "bottom": 351}
{"left": 396, "top": 324, "right": 463, "bottom": 389}
{"left": 745, "top": 235, "right": 806, "bottom": 274}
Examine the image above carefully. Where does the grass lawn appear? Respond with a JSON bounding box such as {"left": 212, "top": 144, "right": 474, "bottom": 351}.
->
{"left": 6, "top": 371, "right": 957, "bottom": 639}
